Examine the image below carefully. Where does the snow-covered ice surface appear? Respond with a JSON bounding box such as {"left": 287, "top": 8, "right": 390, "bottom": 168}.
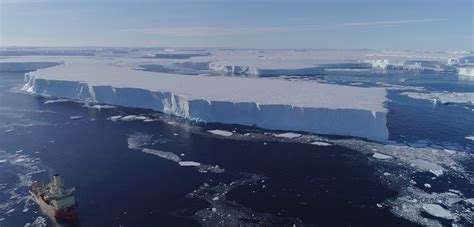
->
{"left": 15, "top": 53, "right": 391, "bottom": 140}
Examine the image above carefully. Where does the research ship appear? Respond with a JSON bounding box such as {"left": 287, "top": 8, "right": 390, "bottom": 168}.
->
{"left": 29, "top": 174, "right": 79, "bottom": 221}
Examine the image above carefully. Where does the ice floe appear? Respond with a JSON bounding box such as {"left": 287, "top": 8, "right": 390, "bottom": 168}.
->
{"left": 372, "top": 152, "right": 393, "bottom": 160}
{"left": 458, "top": 67, "right": 474, "bottom": 77}
{"left": 178, "top": 161, "right": 201, "bottom": 167}
{"left": 401, "top": 91, "right": 474, "bottom": 105}
{"left": 465, "top": 136, "right": 474, "bottom": 142}
{"left": 44, "top": 99, "right": 71, "bottom": 104}
{"left": 108, "top": 115, "right": 155, "bottom": 122}
{"left": 422, "top": 204, "right": 456, "bottom": 220}
{"left": 70, "top": 116, "right": 83, "bottom": 120}
{"left": 274, "top": 132, "right": 302, "bottom": 139}
{"left": 310, "top": 141, "right": 332, "bottom": 146}
{"left": 127, "top": 132, "right": 224, "bottom": 173}
{"left": 82, "top": 103, "right": 116, "bottom": 110}
{"left": 207, "top": 130, "right": 233, "bottom": 137}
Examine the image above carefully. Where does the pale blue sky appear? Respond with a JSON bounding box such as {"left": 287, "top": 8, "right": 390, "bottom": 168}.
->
{"left": 0, "top": 0, "right": 472, "bottom": 50}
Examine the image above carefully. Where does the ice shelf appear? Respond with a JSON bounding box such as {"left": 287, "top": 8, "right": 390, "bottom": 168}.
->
{"left": 19, "top": 56, "right": 389, "bottom": 140}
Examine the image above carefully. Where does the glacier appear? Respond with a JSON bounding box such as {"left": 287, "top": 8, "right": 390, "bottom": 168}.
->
{"left": 20, "top": 56, "right": 390, "bottom": 141}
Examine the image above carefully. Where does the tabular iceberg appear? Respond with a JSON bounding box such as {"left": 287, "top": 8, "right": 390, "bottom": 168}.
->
{"left": 20, "top": 56, "right": 389, "bottom": 141}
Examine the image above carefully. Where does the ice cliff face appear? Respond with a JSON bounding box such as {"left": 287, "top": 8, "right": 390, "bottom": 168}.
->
{"left": 208, "top": 62, "right": 324, "bottom": 76}
{"left": 24, "top": 57, "right": 389, "bottom": 141}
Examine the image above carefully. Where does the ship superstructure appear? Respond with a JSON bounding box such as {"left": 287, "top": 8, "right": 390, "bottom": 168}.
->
{"left": 29, "top": 174, "right": 78, "bottom": 221}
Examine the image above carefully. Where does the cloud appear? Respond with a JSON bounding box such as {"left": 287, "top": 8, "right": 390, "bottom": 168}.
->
{"left": 123, "top": 18, "right": 448, "bottom": 37}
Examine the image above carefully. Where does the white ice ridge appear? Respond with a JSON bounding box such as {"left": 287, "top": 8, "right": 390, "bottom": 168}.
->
{"left": 23, "top": 57, "right": 389, "bottom": 140}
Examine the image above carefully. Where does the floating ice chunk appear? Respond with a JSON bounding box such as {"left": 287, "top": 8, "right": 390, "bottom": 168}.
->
{"left": 83, "top": 103, "right": 116, "bottom": 110}
{"left": 421, "top": 204, "right": 456, "bottom": 220}
{"left": 70, "top": 116, "right": 83, "bottom": 120}
{"left": 0, "top": 159, "right": 7, "bottom": 163}
{"left": 44, "top": 99, "right": 70, "bottom": 104}
{"left": 424, "top": 183, "right": 431, "bottom": 188}
{"left": 274, "top": 132, "right": 302, "bottom": 139}
{"left": 448, "top": 189, "right": 462, "bottom": 196}
{"left": 207, "top": 130, "right": 233, "bottom": 137}
{"left": 141, "top": 148, "right": 181, "bottom": 162}
{"left": 383, "top": 172, "right": 392, "bottom": 176}
{"left": 464, "top": 198, "right": 474, "bottom": 205}
{"left": 120, "top": 115, "right": 148, "bottom": 121}
{"left": 458, "top": 67, "right": 474, "bottom": 77}
{"left": 443, "top": 149, "right": 456, "bottom": 155}
{"left": 465, "top": 136, "right": 474, "bottom": 142}
{"left": 429, "top": 169, "right": 444, "bottom": 177}
{"left": 179, "top": 161, "right": 201, "bottom": 167}
{"left": 310, "top": 141, "right": 332, "bottom": 146}
{"left": 108, "top": 115, "right": 122, "bottom": 121}
{"left": 372, "top": 153, "right": 393, "bottom": 160}
{"left": 401, "top": 92, "right": 474, "bottom": 105}
{"left": 376, "top": 203, "right": 383, "bottom": 208}
{"left": 4, "top": 129, "right": 14, "bottom": 133}
{"left": 127, "top": 133, "right": 224, "bottom": 173}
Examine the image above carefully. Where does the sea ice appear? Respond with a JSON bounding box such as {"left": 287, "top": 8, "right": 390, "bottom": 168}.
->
{"left": 458, "top": 67, "right": 474, "bottom": 77}
{"left": 310, "top": 141, "right": 332, "bottom": 146}
{"left": 274, "top": 132, "right": 302, "bottom": 139}
{"left": 421, "top": 204, "right": 456, "bottom": 220}
{"left": 70, "top": 116, "right": 83, "bottom": 120}
{"left": 178, "top": 161, "right": 201, "bottom": 167}
{"left": 207, "top": 130, "right": 233, "bottom": 137}
{"left": 401, "top": 92, "right": 474, "bottom": 105}
{"left": 372, "top": 153, "right": 393, "bottom": 160}
{"left": 465, "top": 136, "right": 474, "bottom": 142}
{"left": 127, "top": 133, "right": 224, "bottom": 173}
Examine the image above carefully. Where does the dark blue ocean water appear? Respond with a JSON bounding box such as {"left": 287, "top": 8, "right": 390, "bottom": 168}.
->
{"left": 1, "top": 69, "right": 473, "bottom": 226}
